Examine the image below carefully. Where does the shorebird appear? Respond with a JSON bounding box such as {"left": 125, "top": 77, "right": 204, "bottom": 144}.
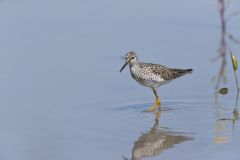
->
{"left": 120, "top": 51, "right": 193, "bottom": 112}
{"left": 122, "top": 111, "right": 193, "bottom": 160}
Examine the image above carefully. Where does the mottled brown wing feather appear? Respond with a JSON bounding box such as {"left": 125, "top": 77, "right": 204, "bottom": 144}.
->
{"left": 140, "top": 63, "right": 193, "bottom": 80}
{"left": 139, "top": 63, "right": 172, "bottom": 80}
{"left": 169, "top": 68, "right": 193, "bottom": 79}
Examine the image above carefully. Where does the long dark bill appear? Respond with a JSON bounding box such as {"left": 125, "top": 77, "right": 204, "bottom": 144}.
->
{"left": 119, "top": 61, "right": 128, "bottom": 72}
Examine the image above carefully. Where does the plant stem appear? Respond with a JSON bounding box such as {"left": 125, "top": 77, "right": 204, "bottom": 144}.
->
{"left": 234, "top": 70, "right": 239, "bottom": 106}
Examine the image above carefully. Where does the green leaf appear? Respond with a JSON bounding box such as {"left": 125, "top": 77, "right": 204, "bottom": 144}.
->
{"left": 218, "top": 88, "right": 228, "bottom": 95}
{"left": 231, "top": 53, "right": 238, "bottom": 71}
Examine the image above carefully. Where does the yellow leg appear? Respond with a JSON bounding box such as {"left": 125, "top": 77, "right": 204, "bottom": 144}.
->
{"left": 148, "top": 98, "right": 161, "bottom": 112}
{"left": 148, "top": 88, "right": 161, "bottom": 112}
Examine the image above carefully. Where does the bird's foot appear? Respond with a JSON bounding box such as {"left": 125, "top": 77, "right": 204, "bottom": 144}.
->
{"left": 148, "top": 98, "right": 161, "bottom": 112}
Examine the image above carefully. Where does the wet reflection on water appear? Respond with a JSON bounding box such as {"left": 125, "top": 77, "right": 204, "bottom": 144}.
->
{"left": 214, "top": 91, "right": 239, "bottom": 144}
{"left": 124, "top": 111, "right": 193, "bottom": 160}
{"left": 214, "top": 101, "right": 229, "bottom": 144}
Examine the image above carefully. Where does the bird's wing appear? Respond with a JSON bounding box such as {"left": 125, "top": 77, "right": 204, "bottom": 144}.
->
{"left": 140, "top": 63, "right": 174, "bottom": 80}
{"left": 140, "top": 63, "right": 192, "bottom": 80}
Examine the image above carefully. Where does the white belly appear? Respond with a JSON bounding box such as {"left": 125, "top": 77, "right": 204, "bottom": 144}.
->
{"left": 135, "top": 78, "right": 171, "bottom": 88}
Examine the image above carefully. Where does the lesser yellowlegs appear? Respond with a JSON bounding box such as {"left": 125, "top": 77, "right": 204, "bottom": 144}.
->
{"left": 120, "top": 51, "right": 193, "bottom": 112}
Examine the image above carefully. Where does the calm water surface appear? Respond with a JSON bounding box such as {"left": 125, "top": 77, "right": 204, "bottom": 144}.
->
{"left": 0, "top": 0, "right": 240, "bottom": 160}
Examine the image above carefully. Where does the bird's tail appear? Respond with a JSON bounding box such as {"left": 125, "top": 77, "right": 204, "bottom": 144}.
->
{"left": 182, "top": 69, "right": 193, "bottom": 74}
{"left": 171, "top": 68, "right": 193, "bottom": 78}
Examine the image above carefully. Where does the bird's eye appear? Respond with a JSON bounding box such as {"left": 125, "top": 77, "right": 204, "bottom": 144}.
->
{"left": 131, "top": 57, "right": 135, "bottom": 60}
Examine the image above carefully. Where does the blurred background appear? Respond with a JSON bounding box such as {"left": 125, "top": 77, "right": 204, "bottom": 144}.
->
{"left": 0, "top": 0, "right": 239, "bottom": 160}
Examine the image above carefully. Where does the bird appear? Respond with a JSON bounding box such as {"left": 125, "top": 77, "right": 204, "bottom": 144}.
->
{"left": 122, "top": 111, "right": 193, "bottom": 160}
{"left": 119, "top": 51, "right": 193, "bottom": 112}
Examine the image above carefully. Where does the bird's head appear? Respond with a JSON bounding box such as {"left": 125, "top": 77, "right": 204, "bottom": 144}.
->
{"left": 120, "top": 51, "right": 138, "bottom": 72}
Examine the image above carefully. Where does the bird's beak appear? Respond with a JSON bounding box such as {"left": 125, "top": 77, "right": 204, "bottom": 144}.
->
{"left": 119, "top": 60, "right": 129, "bottom": 73}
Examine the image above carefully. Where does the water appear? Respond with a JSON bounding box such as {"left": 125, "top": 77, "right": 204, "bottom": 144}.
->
{"left": 0, "top": 0, "right": 240, "bottom": 160}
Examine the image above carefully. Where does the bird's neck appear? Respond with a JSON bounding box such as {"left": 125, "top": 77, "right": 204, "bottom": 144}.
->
{"left": 129, "top": 63, "right": 140, "bottom": 74}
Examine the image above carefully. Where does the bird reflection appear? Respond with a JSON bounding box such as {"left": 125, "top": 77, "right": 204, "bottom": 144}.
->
{"left": 125, "top": 111, "right": 193, "bottom": 160}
